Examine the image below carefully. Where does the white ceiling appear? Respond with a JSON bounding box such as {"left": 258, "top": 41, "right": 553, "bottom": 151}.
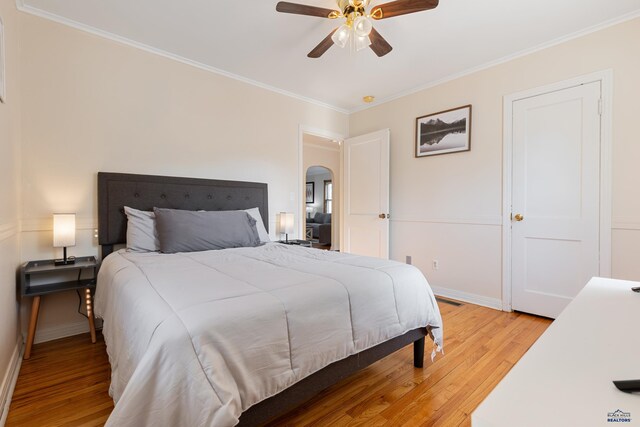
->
{"left": 18, "top": 0, "right": 640, "bottom": 112}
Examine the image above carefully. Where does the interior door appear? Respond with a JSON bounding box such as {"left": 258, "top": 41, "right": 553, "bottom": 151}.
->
{"left": 342, "top": 129, "right": 390, "bottom": 259}
{"left": 511, "top": 82, "right": 601, "bottom": 318}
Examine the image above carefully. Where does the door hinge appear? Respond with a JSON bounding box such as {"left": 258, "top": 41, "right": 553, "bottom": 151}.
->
{"left": 598, "top": 98, "right": 603, "bottom": 116}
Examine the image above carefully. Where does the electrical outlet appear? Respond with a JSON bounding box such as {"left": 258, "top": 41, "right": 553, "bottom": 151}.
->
{"left": 406, "top": 255, "right": 412, "bottom": 265}
{"left": 432, "top": 260, "right": 439, "bottom": 270}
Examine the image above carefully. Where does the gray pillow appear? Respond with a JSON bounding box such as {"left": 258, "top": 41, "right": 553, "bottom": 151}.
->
{"left": 154, "top": 208, "right": 261, "bottom": 253}
{"left": 244, "top": 207, "right": 270, "bottom": 243}
{"left": 124, "top": 206, "right": 160, "bottom": 252}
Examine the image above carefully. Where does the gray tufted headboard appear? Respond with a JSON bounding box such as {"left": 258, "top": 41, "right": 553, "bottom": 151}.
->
{"left": 98, "top": 172, "right": 269, "bottom": 259}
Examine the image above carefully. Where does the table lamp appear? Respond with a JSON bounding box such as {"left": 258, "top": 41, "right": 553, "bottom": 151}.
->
{"left": 53, "top": 213, "right": 76, "bottom": 266}
{"left": 278, "top": 212, "right": 294, "bottom": 243}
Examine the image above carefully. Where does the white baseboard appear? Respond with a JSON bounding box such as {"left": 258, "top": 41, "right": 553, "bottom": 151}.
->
{"left": 0, "top": 338, "right": 23, "bottom": 427}
{"left": 431, "top": 286, "right": 503, "bottom": 311}
{"left": 34, "top": 320, "right": 90, "bottom": 344}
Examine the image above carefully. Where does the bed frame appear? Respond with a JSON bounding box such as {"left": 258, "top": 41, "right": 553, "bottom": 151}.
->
{"left": 97, "top": 171, "right": 429, "bottom": 426}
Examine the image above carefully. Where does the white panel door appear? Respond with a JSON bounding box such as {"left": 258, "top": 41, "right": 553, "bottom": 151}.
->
{"left": 342, "top": 129, "right": 390, "bottom": 259}
{"left": 511, "top": 82, "right": 601, "bottom": 319}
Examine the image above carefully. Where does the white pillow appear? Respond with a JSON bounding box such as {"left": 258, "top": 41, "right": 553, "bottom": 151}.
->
{"left": 124, "top": 206, "right": 160, "bottom": 252}
{"left": 244, "top": 207, "right": 271, "bottom": 243}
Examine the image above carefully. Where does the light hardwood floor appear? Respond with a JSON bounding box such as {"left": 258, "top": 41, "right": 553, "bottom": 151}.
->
{"left": 6, "top": 300, "right": 551, "bottom": 426}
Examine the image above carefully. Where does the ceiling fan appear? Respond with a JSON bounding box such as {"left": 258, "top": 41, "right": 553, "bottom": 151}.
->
{"left": 276, "top": 0, "right": 439, "bottom": 58}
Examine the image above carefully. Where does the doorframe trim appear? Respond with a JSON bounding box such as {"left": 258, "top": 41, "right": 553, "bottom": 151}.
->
{"left": 298, "top": 125, "right": 345, "bottom": 241}
{"left": 501, "top": 69, "right": 613, "bottom": 312}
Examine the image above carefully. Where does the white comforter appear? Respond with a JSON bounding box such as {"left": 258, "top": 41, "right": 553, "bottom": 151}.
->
{"left": 95, "top": 243, "right": 443, "bottom": 427}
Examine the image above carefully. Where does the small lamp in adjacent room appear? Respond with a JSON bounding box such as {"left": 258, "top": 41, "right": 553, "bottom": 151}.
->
{"left": 53, "top": 213, "right": 76, "bottom": 266}
{"left": 306, "top": 206, "right": 314, "bottom": 219}
{"left": 277, "top": 212, "right": 294, "bottom": 243}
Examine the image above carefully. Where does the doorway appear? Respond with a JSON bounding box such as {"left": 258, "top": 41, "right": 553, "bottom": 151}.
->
{"left": 502, "top": 71, "right": 612, "bottom": 318}
{"left": 305, "top": 166, "right": 334, "bottom": 249}
{"left": 301, "top": 131, "right": 341, "bottom": 250}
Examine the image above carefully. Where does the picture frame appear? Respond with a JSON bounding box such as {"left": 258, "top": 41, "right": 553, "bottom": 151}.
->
{"left": 0, "top": 17, "right": 5, "bottom": 104}
{"left": 415, "top": 105, "right": 472, "bottom": 157}
{"left": 305, "top": 182, "right": 314, "bottom": 204}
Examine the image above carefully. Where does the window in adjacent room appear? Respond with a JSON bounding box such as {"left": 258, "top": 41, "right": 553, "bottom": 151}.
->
{"left": 324, "top": 180, "right": 333, "bottom": 214}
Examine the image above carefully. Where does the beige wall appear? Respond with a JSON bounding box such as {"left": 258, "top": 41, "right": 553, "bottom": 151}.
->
{"left": 350, "top": 18, "right": 640, "bottom": 306}
{"left": 0, "top": 0, "right": 22, "bottom": 415}
{"left": 17, "top": 13, "right": 348, "bottom": 341}
{"left": 9, "top": 8, "right": 640, "bottom": 347}
{"left": 303, "top": 135, "right": 341, "bottom": 249}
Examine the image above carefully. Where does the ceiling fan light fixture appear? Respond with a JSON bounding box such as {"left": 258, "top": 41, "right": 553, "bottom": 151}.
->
{"left": 331, "top": 24, "right": 351, "bottom": 48}
{"left": 277, "top": 0, "right": 439, "bottom": 58}
{"left": 348, "top": 0, "right": 370, "bottom": 7}
{"left": 353, "top": 16, "right": 372, "bottom": 37}
{"left": 369, "top": 7, "right": 383, "bottom": 20}
{"left": 355, "top": 34, "right": 372, "bottom": 51}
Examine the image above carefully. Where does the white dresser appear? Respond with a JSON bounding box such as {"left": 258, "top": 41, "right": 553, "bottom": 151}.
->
{"left": 473, "top": 277, "right": 640, "bottom": 426}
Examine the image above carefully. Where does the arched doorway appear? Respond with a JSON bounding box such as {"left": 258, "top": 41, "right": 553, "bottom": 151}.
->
{"left": 305, "top": 165, "right": 334, "bottom": 249}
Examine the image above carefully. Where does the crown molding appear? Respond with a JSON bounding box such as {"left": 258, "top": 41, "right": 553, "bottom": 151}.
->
{"left": 15, "top": 0, "right": 640, "bottom": 116}
{"left": 350, "top": 10, "right": 640, "bottom": 114}
{"left": 14, "top": 0, "right": 350, "bottom": 115}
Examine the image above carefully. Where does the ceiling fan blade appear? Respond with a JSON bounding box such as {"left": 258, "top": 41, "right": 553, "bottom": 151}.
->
{"left": 308, "top": 29, "right": 337, "bottom": 58}
{"left": 369, "top": 28, "right": 393, "bottom": 57}
{"left": 370, "top": 0, "right": 439, "bottom": 19}
{"left": 276, "top": 2, "right": 339, "bottom": 18}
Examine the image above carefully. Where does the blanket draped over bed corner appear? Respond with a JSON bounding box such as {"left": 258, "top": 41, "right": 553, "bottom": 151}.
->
{"left": 95, "top": 243, "right": 443, "bottom": 427}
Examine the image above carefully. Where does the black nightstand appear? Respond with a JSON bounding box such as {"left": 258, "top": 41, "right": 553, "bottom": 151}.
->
{"left": 20, "top": 256, "right": 99, "bottom": 359}
{"left": 278, "top": 239, "right": 313, "bottom": 248}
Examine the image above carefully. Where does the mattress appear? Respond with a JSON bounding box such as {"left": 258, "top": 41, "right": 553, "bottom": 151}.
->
{"left": 95, "top": 243, "right": 443, "bottom": 426}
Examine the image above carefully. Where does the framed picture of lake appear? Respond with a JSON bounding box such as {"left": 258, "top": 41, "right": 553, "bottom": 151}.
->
{"left": 415, "top": 105, "right": 472, "bottom": 157}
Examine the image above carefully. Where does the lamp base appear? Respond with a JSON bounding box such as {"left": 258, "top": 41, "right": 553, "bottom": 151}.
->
{"left": 54, "top": 257, "right": 76, "bottom": 266}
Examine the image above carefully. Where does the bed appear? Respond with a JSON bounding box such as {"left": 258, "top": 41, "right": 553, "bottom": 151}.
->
{"left": 95, "top": 172, "right": 443, "bottom": 426}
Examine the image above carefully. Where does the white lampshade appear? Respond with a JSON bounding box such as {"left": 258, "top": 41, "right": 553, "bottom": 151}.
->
{"left": 53, "top": 213, "right": 76, "bottom": 248}
{"left": 277, "top": 212, "right": 294, "bottom": 235}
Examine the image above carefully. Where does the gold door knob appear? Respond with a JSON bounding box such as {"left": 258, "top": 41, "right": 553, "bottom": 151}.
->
{"left": 513, "top": 213, "right": 524, "bottom": 222}
{"left": 379, "top": 213, "right": 387, "bottom": 219}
